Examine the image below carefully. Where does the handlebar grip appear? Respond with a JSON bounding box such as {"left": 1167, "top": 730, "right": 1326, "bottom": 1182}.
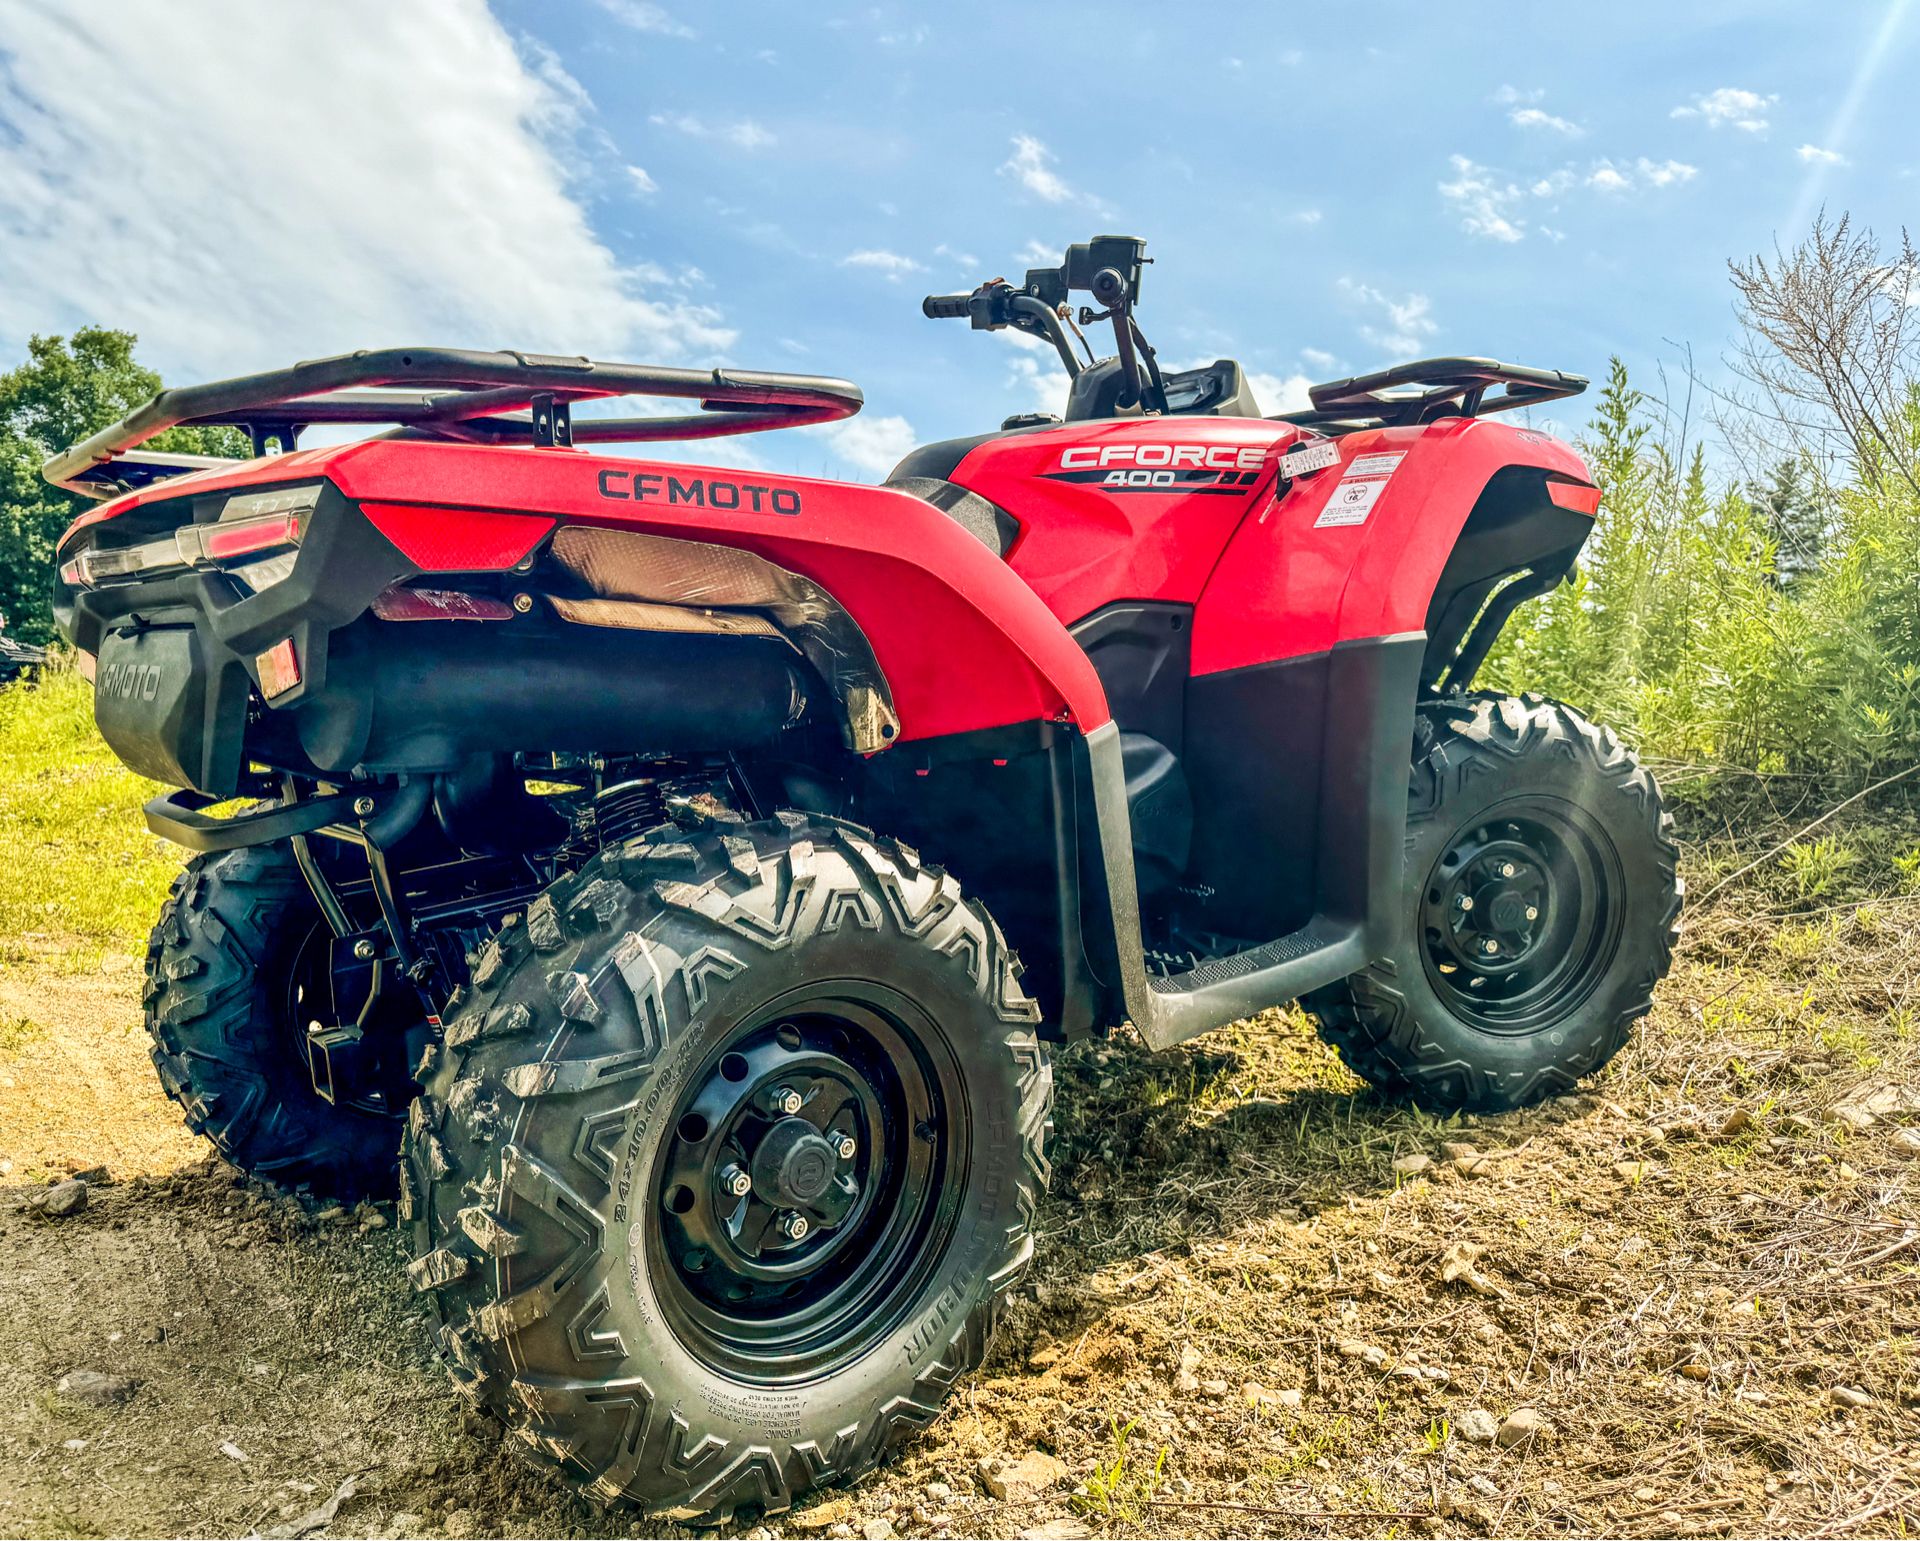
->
{"left": 921, "top": 293, "right": 972, "bottom": 319}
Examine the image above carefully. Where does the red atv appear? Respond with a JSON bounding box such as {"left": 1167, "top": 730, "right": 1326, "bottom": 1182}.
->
{"left": 50, "top": 236, "right": 1678, "bottom": 1520}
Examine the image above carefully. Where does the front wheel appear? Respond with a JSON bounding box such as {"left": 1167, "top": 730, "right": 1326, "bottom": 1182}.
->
{"left": 402, "top": 813, "right": 1051, "bottom": 1523}
{"left": 1304, "top": 695, "right": 1681, "bottom": 1112}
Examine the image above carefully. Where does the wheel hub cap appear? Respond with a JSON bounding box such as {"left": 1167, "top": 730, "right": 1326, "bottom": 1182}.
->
{"left": 752, "top": 1116, "right": 844, "bottom": 1210}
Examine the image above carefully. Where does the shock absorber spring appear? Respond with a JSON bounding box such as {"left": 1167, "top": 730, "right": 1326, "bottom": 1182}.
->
{"left": 593, "top": 778, "right": 670, "bottom": 849}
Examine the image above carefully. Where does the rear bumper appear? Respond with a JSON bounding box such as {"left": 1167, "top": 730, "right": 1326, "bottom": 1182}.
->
{"left": 66, "top": 481, "right": 810, "bottom": 799}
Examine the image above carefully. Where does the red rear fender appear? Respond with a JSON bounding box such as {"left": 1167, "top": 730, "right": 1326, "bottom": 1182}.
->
{"left": 182, "top": 438, "right": 1112, "bottom": 744}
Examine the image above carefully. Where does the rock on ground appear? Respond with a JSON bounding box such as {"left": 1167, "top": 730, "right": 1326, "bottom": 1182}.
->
{"left": 31, "top": 1180, "right": 87, "bottom": 1218}
{"left": 1497, "top": 1408, "right": 1552, "bottom": 1446}
{"left": 789, "top": 1497, "right": 855, "bottom": 1531}
{"left": 980, "top": 1450, "right": 1069, "bottom": 1503}
{"left": 54, "top": 1368, "right": 138, "bottom": 1406}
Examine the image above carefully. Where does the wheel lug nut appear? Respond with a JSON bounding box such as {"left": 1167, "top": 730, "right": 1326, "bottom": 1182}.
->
{"left": 781, "top": 1213, "right": 809, "bottom": 1240}
{"left": 832, "top": 1133, "right": 856, "bottom": 1161}
{"left": 1499, "top": 862, "right": 1517, "bottom": 879}
{"left": 1525, "top": 905, "right": 1539, "bottom": 921}
{"left": 761, "top": 1085, "right": 803, "bottom": 1116}
{"left": 719, "top": 1164, "right": 752, "bottom": 1198}
{"left": 1480, "top": 938, "right": 1499, "bottom": 956}
{"left": 1456, "top": 895, "right": 1473, "bottom": 911}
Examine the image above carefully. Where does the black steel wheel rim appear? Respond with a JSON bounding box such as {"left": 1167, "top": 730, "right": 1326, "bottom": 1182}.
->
{"left": 1419, "top": 797, "right": 1624, "bottom": 1033}
{"left": 648, "top": 981, "right": 963, "bottom": 1382}
{"left": 284, "top": 920, "right": 409, "bottom": 1118}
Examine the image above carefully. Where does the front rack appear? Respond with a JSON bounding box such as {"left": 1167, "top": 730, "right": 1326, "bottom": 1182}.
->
{"left": 43, "top": 346, "right": 865, "bottom": 498}
{"left": 1280, "top": 356, "right": 1586, "bottom": 433}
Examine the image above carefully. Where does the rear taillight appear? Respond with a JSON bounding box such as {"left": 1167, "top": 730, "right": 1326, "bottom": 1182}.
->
{"left": 196, "top": 511, "right": 305, "bottom": 561}
{"left": 60, "top": 483, "right": 320, "bottom": 593}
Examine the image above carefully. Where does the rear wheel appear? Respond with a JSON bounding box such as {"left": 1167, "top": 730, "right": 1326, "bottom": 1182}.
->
{"left": 402, "top": 812, "right": 1050, "bottom": 1522}
{"left": 144, "top": 845, "right": 410, "bottom": 1198}
{"left": 1304, "top": 695, "right": 1680, "bottom": 1112}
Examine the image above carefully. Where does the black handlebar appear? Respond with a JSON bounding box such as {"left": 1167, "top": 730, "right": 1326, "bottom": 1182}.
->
{"left": 922, "top": 293, "right": 972, "bottom": 319}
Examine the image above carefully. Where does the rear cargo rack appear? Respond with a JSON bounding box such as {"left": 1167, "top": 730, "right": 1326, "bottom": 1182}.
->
{"left": 1279, "top": 356, "right": 1586, "bottom": 433}
{"left": 43, "top": 346, "right": 865, "bottom": 498}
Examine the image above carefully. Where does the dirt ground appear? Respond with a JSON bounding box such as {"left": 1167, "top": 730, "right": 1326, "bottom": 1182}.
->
{"left": 4, "top": 845, "right": 1920, "bottom": 1540}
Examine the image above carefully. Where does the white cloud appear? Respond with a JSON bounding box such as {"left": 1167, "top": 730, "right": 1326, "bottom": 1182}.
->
{"left": 1493, "top": 84, "right": 1545, "bottom": 105}
{"left": 626, "top": 165, "right": 659, "bottom": 195}
{"left": 1444, "top": 150, "right": 1697, "bottom": 236}
{"left": 1290, "top": 209, "right": 1324, "bottom": 226}
{"left": 1587, "top": 157, "right": 1698, "bottom": 192}
{"left": 0, "top": 1, "right": 731, "bottom": 377}
{"left": 1510, "top": 106, "right": 1583, "bottom": 136}
{"left": 1001, "top": 134, "right": 1073, "bottom": 203}
{"left": 1634, "top": 156, "right": 1697, "bottom": 187}
{"left": 1005, "top": 352, "right": 1065, "bottom": 419}
{"left": 840, "top": 249, "right": 925, "bottom": 278}
{"left": 1247, "top": 371, "right": 1313, "bottom": 414}
{"left": 1438, "top": 156, "right": 1527, "bottom": 242}
{"left": 1797, "top": 143, "right": 1849, "bottom": 166}
{"left": 934, "top": 242, "right": 981, "bottom": 270}
{"left": 592, "top": 0, "right": 695, "bottom": 37}
{"left": 1338, "top": 280, "right": 1438, "bottom": 361}
{"left": 813, "top": 413, "right": 918, "bottom": 477}
{"left": 1300, "top": 346, "right": 1336, "bottom": 371}
{"left": 650, "top": 111, "right": 775, "bottom": 150}
{"left": 1672, "top": 86, "right": 1775, "bottom": 133}
{"left": 1014, "top": 238, "right": 1059, "bottom": 267}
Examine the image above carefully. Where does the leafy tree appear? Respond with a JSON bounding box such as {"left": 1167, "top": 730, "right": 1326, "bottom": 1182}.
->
{"left": 0, "top": 329, "right": 244, "bottom": 643}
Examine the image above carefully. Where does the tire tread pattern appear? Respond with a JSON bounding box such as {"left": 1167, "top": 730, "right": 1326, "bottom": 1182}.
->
{"left": 1304, "top": 694, "right": 1682, "bottom": 1112}
{"left": 142, "top": 845, "right": 404, "bottom": 1197}
{"left": 402, "top": 812, "right": 1051, "bottom": 1521}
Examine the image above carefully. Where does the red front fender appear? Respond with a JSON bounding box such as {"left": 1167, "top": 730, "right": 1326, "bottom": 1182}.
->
{"left": 1192, "top": 416, "right": 1595, "bottom": 673}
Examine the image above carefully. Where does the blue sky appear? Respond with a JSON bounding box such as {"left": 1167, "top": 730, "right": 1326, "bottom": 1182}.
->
{"left": 2, "top": 0, "right": 1915, "bottom": 479}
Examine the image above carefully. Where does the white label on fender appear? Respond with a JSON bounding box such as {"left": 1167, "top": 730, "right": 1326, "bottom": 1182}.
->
{"left": 1315, "top": 478, "right": 1387, "bottom": 526}
{"left": 1314, "top": 451, "right": 1405, "bottom": 528}
{"left": 1347, "top": 451, "right": 1406, "bottom": 479}
{"left": 1277, "top": 440, "right": 1340, "bottom": 479}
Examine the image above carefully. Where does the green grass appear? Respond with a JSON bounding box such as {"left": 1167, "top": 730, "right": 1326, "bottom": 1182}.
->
{"left": 0, "top": 668, "right": 179, "bottom": 969}
{"left": 1075, "top": 1416, "right": 1169, "bottom": 1523}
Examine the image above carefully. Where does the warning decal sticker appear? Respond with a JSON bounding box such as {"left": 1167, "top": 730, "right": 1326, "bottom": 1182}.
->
{"left": 1314, "top": 451, "right": 1406, "bottom": 528}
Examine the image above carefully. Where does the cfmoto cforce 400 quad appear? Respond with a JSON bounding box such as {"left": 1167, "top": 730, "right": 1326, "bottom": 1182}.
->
{"left": 49, "top": 235, "right": 1679, "bottom": 1520}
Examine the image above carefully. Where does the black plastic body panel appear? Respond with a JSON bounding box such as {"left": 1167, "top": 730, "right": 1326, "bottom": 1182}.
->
{"left": 840, "top": 721, "right": 1105, "bottom": 1040}
{"left": 1081, "top": 633, "right": 1426, "bottom": 1050}
{"left": 1182, "top": 650, "right": 1328, "bottom": 940}
{"left": 1419, "top": 465, "right": 1589, "bottom": 691}
{"left": 884, "top": 477, "right": 1021, "bottom": 556}
{"left": 1069, "top": 602, "right": 1191, "bottom": 754}
{"left": 886, "top": 421, "right": 1057, "bottom": 483}
{"left": 63, "top": 483, "right": 417, "bottom": 796}
{"left": 92, "top": 625, "right": 235, "bottom": 790}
